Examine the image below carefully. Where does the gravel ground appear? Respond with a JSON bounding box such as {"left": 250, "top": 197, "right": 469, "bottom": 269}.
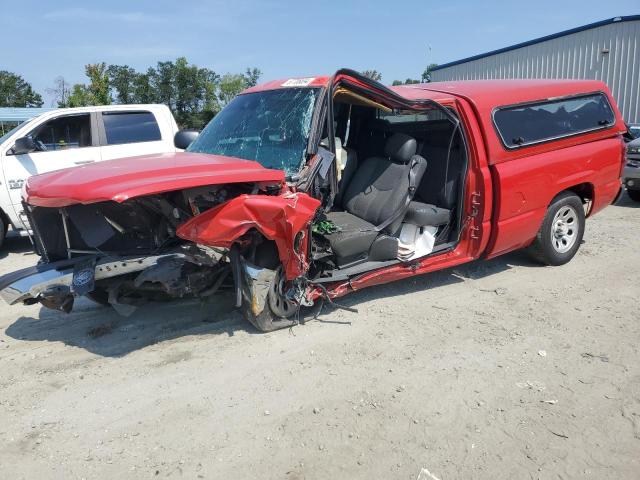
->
{"left": 0, "top": 193, "right": 638, "bottom": 480}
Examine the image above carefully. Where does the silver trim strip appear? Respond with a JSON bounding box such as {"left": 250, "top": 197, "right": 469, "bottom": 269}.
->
{"left": 0, "top": 254, "right": 184, "bottom": 305}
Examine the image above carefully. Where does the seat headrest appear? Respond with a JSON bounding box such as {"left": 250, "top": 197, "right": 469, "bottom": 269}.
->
{"left": 384, "top": 133, "right": 417, "bottom": 163}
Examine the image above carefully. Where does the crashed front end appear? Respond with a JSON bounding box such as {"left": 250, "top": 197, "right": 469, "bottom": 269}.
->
{"left": 1, "top": 181, "right": 320, "bottom": 329}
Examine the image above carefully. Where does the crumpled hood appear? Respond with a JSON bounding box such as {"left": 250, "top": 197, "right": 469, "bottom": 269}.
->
{"left": 25, "top": 152, "right": 285, "bottom": 207}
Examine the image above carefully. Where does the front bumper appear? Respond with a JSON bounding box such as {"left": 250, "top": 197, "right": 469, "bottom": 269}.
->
{"left": 0, "top": 253, "right": 185, "bottom": 306}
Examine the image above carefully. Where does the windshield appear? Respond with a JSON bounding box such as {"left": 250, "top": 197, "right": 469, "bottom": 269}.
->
{"left": 188, "top": 88, "right": 320, "bottom": 174}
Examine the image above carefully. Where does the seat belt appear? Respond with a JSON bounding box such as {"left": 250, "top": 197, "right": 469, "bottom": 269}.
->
{"left": 374, "top": 156, "right": 421, "bottom": 232}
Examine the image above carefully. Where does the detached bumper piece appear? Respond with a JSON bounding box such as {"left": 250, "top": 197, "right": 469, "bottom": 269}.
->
{"left": 0, "top": 254, "right": 186, "bottom": 311}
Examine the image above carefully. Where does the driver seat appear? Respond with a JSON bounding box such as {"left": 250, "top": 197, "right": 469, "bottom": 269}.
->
{"left": 325, "top": 133, "right": 427, "bottom": 266}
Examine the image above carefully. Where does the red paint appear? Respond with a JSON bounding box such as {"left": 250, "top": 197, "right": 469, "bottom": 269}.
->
{"left": 176, "top": 193, "right": 320, "bottom": 279}
{"left": 23, "top": 73, "right": 627, "bottom": 305}
{"left": 25, "top": 152, "right": 284, "bottom": 207}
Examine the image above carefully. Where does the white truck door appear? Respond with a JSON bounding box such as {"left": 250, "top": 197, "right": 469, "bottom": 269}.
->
{"left": 2, "top": 112, "right": 100, "bottom": 227}
{"left": 98, "top": 110, "right": 170, "bottom": 161}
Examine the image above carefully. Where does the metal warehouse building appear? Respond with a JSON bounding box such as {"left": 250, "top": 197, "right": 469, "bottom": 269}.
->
{"left": 431, "top": 16, "right": 640, "bottom": 123}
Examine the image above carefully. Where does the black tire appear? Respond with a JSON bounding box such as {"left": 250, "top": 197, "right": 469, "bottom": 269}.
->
{"left": 527, "top": 191, "right": 585, "bottom": 266}
{"left": 0, "top": 215, "right": 5, "bottom": 250}
{"left": 627, "top": 189, "right": 640, "bottom": 202}
{"left": 241, "top": 268, "right": 299, "bottom": 332}
{"left": 85, "top": 288, "right": 111, "bottom": 307}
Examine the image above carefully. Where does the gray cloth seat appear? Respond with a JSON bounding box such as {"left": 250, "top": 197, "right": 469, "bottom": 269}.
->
{"left": 326, "top": 133, "right": 427, "bottom": 263}
{"left": 324, "top": 211, "right": 379, "bottom": 259}
{"left": 404, "top": 201, "right": 451, "bottom": 227}
{"left": 410, "top": 132, "right": 464, "bottom": 229}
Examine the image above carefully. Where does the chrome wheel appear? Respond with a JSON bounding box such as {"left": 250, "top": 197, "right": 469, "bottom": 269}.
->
{"left": 551, "top": 205, "right": 578, "bottom": 253}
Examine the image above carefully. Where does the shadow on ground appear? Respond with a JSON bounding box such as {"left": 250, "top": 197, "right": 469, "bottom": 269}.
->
{"left": 0, "top": 235, "right": 35, "bottom": 262}
{"left": 615, "top": 190, "right": 640, "bottom": 208}
{"left": 4, "top": 249, "right": 539, "bottom": 357}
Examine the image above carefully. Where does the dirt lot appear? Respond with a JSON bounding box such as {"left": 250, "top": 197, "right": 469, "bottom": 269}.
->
{"left": 0, "top": 193, "right": 638, "bottom": 480}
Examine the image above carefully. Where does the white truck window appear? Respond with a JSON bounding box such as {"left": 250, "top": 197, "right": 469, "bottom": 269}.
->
{"left": 32, "top": 114, "right": 91, "bottom": 151}
{"left": 102, "top": 111, "right": 161, "bottom": 145}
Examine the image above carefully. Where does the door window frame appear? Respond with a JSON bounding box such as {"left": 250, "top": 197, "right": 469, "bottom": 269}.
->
{"left": 6, "top": 112, "right": 100, "bottom": 156}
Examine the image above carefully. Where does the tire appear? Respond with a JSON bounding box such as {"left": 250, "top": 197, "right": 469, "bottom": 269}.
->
{"left": 627, "top": 189, "right": 640, "bottom": 202}
{"left": 527, "top": 191, "right": 585, "bottom": 266}
{"left": 241, "top": 268, "right": 299, "bottom": 332}
{"left": 0, "top": 215, "right": 5, "bottom": 250}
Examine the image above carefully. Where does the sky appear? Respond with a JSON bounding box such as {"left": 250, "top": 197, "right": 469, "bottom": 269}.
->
{"left": 1, "top": 0, "right": 638, "bottom": 105}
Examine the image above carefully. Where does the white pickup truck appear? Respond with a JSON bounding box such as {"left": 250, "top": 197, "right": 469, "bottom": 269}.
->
{"left": 0, "top": 104, "right": 183, "bottom": 247}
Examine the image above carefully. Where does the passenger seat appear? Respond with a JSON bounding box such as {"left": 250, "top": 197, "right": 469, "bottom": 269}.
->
{"left": 325, "top": 133, "right": 427, "bottom": 265}
{"left": 405, "top": 136, "right": 464, "bottom": 228}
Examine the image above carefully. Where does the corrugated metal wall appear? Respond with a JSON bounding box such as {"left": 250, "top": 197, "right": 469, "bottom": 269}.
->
{"left": 431, "top": 20, "right": 640, "bottom": 123}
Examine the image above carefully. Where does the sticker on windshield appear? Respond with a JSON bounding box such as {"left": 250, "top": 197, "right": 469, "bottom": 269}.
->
{"left": 281, "top": 78, "right": 315, "bottom": 87}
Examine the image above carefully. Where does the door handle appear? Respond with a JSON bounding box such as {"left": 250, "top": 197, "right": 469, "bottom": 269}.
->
{"left": 74, "top": 160, "right": 95, "bottom": 165}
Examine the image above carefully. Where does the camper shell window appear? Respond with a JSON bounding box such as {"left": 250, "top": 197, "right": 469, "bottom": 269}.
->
{"left": 493, "top": 92, "right": 616, "bottom": 149}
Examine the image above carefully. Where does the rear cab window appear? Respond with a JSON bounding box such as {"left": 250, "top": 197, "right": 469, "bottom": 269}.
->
{"left": 101, "top": 111, "right": 161, "bottom": 145}
{"left": 493, "top": 93, "right": 616, "bottom": 149}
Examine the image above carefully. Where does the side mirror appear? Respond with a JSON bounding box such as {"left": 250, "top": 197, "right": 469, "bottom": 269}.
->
{"left": 174, "top": 129, "right": 199, "bottom": 150}
{"left": 12, "top": 136, "right": 37, "bottom": 155}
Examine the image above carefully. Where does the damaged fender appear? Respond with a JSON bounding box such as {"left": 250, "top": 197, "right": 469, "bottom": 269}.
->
{"left": 176, "top": 192, "right": 321, "bottom": 280}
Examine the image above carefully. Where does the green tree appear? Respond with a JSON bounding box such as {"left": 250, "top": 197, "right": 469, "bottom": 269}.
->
{"left": 243, "top": 67, "right": 261, "bottom": 87}
{"left": 152, "top": 61, "right": 176, "bottom": 110}
{"left": 218, "top": 74, "right": 246, "bottom": 107}
{"left": 391, "top": 78, "right": 421, "bottom": 86}
{"left": 362, "top": 70, "right": 382, "bottom": 81}
{"left": 132, "top": 69, "right": 156, "bottom": 104}
{"left": 67, "top": 84, "right": 93, "bottom": 107}
{"left": 107, "top": 65, "right": 136, "bottom": 104}
{"left": 422, "top": 63, "right": 438, "bottom": 83}
{"left": 0, "top": 70, "right": 43, "bottom": 107}
{"left": 85, "top": 63, "right": 111, "bottom": 105}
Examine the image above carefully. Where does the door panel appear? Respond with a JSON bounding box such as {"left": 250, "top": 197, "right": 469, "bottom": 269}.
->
{"left": 2, "top": 113, "right": 100, "bottom": 227}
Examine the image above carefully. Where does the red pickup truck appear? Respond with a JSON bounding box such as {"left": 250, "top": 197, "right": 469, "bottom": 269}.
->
{"left": 0, "top": 69, "right": 626, "bottom": 331}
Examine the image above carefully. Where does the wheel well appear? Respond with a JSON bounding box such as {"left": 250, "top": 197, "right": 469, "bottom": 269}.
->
{"left": 0, "top": 208, "right": 10, "bottom": 232}
{"left": 564, "top": 183, "right": 594, "bottom": 215}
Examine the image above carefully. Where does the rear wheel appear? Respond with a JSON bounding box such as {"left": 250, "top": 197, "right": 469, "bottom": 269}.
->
{"left": 527, "top": 192, "right": 585, "bottom": 266}
{"left": 627, "top": 189, "right": 640, "bottom": 202}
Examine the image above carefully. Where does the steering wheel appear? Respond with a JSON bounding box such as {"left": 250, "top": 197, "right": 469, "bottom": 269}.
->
{"left": 34, "top": 139, "right": 48, "bottom": 152}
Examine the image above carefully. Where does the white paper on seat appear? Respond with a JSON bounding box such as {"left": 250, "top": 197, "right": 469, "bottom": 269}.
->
{"left": 397, "top": 224, "right": 437, "bottom": 261}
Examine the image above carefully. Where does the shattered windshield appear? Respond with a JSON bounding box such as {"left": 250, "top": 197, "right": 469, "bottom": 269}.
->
{"left": 188, "top": 88, "right": 320, "bottom": 174}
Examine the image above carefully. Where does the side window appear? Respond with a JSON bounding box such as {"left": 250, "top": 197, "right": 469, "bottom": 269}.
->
{"left": 493, "top": 93, "right": 616, "bottom": 149}
{"left": 31, "top": 114, "right": 92, "bottom": 151}
{"left": 102, "top": 111, "right": 161, "bottom": 145}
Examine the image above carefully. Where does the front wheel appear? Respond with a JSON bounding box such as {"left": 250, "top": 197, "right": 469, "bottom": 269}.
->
{"left": 627, "top": 189, "right": 640, "bottom": 202}
{"left": 241, "top": 267, "right": 300, "bottom": 332}
{"left": 527, "top": 192, "right": 585, "bottom": 266}
{"left": 0, "top": 216, "right": 5, "bottom": 250}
